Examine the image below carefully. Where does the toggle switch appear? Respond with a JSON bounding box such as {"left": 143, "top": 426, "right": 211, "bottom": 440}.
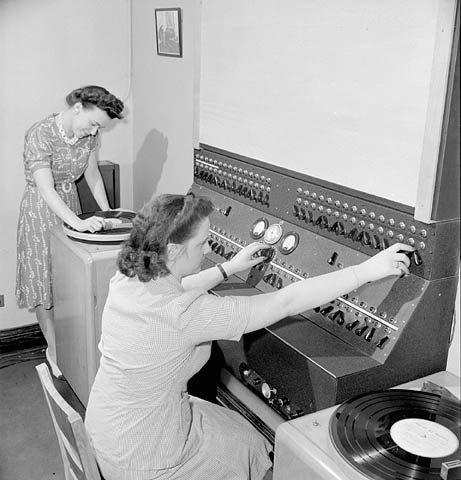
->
{"left": 355, "top": 325, "right": 369, "bottom": 336}
{"left": 320, "top": 305, "right": 334, "bottom": 316}
{"left": 413, "top": 250, "right": 423, "bottom": 266}
{"left": 364, "top": 327, "right": 375, "bottom": 342}
{"left": 346, "top": 320, "right": 360, "bottom": 331}
{"left": 376, "top": 336, "right": 390, "bottom": 349}
{"left": 327, "top": 252, "right": 338, "bottom": 266}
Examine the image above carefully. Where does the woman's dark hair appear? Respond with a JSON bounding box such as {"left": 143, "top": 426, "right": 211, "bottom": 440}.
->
{"left": 66, "top": 85, "right": 124, "bottom": 119}
{"left": 118, "top": 193, "right": 214, "bottom": 282}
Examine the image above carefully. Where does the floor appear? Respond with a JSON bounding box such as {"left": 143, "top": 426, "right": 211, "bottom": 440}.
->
{"left": 0, "top": 345, "right": 273, "bottom": 480}
{"left": 0, "top": 347, "right": 84, "bottom": 480}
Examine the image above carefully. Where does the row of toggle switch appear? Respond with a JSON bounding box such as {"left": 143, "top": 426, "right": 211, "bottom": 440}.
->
{"left": 195, "top": 166, "right": 270, "bottom": 206}
{"left": 295, "top": 189, "right": 428, "bottom": 237}
{"left": 292, "top": 204, "right": 423, "bottom": 266}
{"left": 195, "top": 154, "right": 272, "bottom": 184}
{"left": 314, "top": 304, "right": 390, "bottom": 349}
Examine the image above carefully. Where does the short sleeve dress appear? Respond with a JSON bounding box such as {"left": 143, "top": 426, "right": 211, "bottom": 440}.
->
{"left": 15, "top": 114, "right": 98, "bottom": 310}
{"left": 85, "top": 272, "right": 273, "bottom": 480}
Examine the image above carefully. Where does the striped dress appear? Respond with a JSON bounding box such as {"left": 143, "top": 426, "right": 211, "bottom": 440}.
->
{"left": 85, "top": 272, "right": 272, "bottom": 480}
{"left": 15, "top": 114, "right": 98, "bottom": 309}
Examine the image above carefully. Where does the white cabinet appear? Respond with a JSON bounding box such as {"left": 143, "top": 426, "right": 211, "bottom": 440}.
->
{"left": 51, "top": 226, "right": 120, "bottom": 405}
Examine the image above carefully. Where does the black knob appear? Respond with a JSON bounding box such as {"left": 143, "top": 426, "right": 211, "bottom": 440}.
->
{"left": 364, "top": 327, "right": 375, "bottom": 342}
{"left": 327, "top": 252, "right": 338, "bottom": 266}
{"left": 330, "top": 221, "right": 339, "bottom": 233}
{"left": 355, "top": 325, "right": 369, "bottom": 336}
{"left": 356, "top": 231, "right": 364, "bottom": 243}
{"left": 293, "top": 205, "right": 300, "bottom": 217}
{"left": 275, "top": 277, "right": 283, "bottom": 289}
{"left": 413, "top": 250, "right": 423, "bottom": 266}
{"left": 258, "top": 191, "right": 264, "bottom": 203}
{"left": 298, "top": 207, "right": 306, "bottom": 221}
{"left": 381, "top": 237, "right": 390, "bottom": 250}
{"left": 376, "top": 336, "right": 390, "bottom": 349}
{"left": 313, "top": 306, "right": 321, "bottom": 313}
{"left": 372, "top": 234, "right": 381, "bottom": 249}
{"left": 346, "top": 320, "right": 360, "bottom": 331}
{"left": 361, "top": 231, "right": 371, "bottom": 246}
{"left": 348, "top": 228, "right": 358, "bottom": 241}
{"left": 264, "top": 274, "right": 274, "bottom": 284}
{"left": 249, "top": 188, "right": 256, "bottom": 200}
{"left": 231, "top": 181, "right": 237, "bottom": 192}
{"left": 320, "top": 305, "right": 334, "bottom": 316}
{"left": 305, "top": 210, "right": 313, "bottom": 223}
{"left": 239, "top": 362, "right": 251, "bottom": 378}
{"left": 335, "top": 311, "right": 345, "bottom": 325}
{"left": 337, "top": 222, "right": 345, "bottom": 236}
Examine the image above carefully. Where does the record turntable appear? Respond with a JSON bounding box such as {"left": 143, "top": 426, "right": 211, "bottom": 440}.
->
{"left": 62, "top": 210, "right": 135, "bottom": 244}
{"left": 273, "top": 371, "right": 461, "bottom": 480}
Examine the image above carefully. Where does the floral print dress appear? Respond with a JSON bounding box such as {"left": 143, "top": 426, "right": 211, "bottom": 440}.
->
{"left": 16, "top": 114, "right": 98, "bottom": 309}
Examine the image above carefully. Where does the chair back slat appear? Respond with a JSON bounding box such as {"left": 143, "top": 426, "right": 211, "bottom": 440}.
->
{"left": 36, "top": 363, "right": 102, "bottom": 480}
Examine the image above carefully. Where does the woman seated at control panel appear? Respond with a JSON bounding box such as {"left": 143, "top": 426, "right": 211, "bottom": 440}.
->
{"left": 85, "top": 193, "right": 413, "bottom": 480}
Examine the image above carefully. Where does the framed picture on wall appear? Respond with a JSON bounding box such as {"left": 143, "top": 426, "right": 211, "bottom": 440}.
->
{"left": 155, "top": 8, "right": 182, "bottom": 57}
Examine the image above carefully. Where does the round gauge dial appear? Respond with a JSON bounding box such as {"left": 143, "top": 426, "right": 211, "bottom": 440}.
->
{"left": 279, "top": 232, "right": 299, "bottom": 255}
{"left": 250, "top": 217, "right": 269, "bottom": 239}
{"left": 264, "top": 223, "right": 283, "bottom": 245}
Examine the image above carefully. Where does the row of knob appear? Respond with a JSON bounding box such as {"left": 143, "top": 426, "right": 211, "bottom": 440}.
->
{"left": 293, "top": 204, "right": 423, "bottom": 265}
{"left": 295, "top": 190, "right": 427, "bottom": 237}
{"left": 196, "top": 168, "right": 270, "bottom": 206}
{"left": 196, "top": 154, "right": 272, "bottom": 184}
{"left": 313, "top": 304, "right": 390, "bottom": 349}
{"left": 239, "top": 362, "right": 303, "bottom": 419}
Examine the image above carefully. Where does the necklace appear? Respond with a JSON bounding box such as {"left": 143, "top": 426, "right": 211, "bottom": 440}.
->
{"left": 56, "top": 113, "right": 78, "bottom": 145}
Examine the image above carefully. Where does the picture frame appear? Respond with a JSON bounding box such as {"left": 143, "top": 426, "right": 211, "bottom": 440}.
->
{"left": 155, "top": 8, "right": 182, "bottom": 58}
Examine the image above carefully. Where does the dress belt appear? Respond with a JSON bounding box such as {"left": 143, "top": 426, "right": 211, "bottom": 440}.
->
{"left": 26, "top": 181, "right": 74, "bottom": 193}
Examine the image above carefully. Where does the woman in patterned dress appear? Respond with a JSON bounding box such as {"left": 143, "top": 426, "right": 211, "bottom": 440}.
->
{"left": 16, "top": 85, "right": 124, "bottom": 375}
{"left": 85, "top": 193, "right": 413, "bottom": 480}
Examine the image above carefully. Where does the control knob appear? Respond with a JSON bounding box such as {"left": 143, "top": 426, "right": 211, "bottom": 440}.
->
{"left": 261, "top": 383, "right": 277, "bottom": 399}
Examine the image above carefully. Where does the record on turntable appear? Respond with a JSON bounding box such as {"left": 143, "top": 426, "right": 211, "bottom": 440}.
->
{"left": 63, "top": 210, "right": 136, "bottom": 244}
{"left": 329, "top": 389, "right": 461, "bottom": 480}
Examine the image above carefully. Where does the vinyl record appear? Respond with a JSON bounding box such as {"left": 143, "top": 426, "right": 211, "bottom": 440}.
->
{"left": 63, "top": 210, "right": 136, "bottom": 244}
{"left": 329, "top": 389, "right": 461, "bottom": 480}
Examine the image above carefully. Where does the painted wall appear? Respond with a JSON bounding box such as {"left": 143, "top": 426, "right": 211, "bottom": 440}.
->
{"left": 131, "top": 0, "right": 200, "bottom": 209}
{"left": 1, "top": 0, "right": 459, "bottom": 377}
{"left": 0, "top": 0, "right": 133, "bottom": 329}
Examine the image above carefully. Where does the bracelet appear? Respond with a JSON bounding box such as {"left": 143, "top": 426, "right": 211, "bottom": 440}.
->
{"left": 216, "top": 263, "right": 229, "bottom": 281}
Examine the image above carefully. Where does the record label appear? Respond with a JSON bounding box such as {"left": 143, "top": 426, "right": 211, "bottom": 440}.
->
{"left": 390, "top": 418, "right": 459, "bottom": 458}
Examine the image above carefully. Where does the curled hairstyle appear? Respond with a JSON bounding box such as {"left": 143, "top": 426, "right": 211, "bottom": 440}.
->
{"left": 66, "top": 85, "right": 124, "bottom": 119}
{"left": 118, "top": 193, "right": 214, "bottom": 282}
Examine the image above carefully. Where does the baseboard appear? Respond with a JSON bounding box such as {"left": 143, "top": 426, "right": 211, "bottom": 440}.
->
{"left": 0, "top": 324, "right": 46, "bottom": 355}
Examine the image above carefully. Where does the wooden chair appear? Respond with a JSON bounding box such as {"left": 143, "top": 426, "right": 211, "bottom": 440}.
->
{"left": 36, "top": 363, "right": 103, "bottom": 480}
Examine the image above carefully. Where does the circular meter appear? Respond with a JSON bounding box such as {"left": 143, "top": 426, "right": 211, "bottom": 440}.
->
{"left": 264, "top": 223, "right": 283, "bottom": 245}
{"left": 250, "top": 217, "right": 269, "bottom": 240}
{"left": 279, "top": 232, "right": 300, "bottom": 255}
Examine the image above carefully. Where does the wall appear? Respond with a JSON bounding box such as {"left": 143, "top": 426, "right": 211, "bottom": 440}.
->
{"left": 131, "top": 0, "right": 201, "bottom": 209}
{"left": 1, "top": 0, "right": 459, "bottom": 377}
{"left": 0, "top": 0, "right": 133, "bottom": 329}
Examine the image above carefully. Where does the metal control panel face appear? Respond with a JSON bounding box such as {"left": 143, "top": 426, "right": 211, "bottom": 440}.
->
{"left": 192, "top": 146, "right": 459, "bottom": 421}
{"left": 194, "top": 147, "right": 460, "bottom": 281}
